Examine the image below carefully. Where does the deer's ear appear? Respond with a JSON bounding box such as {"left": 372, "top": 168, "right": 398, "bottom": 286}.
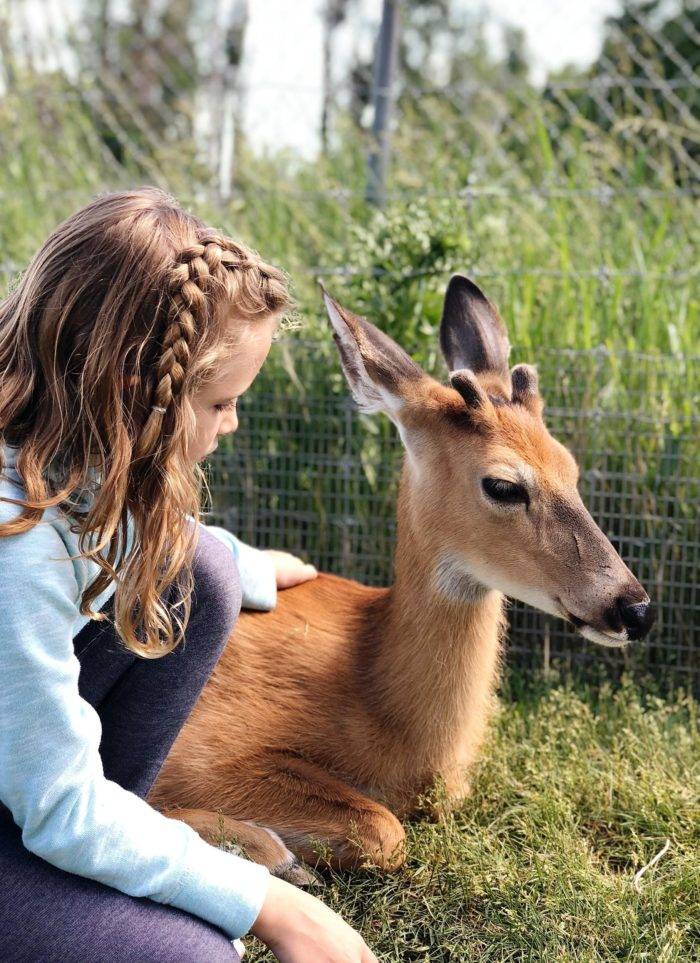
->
{"left": 439, "top": 275, "right": 511, "bottom": 385}
{"left": 321, "top": 286, "right": 425, "bottom": 424}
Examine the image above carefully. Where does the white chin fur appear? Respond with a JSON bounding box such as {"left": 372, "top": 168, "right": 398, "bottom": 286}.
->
{"left": 434, "top": 555, "right": 631, "bottom": 649}
{"left": 578, "top": 625, "right": 629, "bottom": 648}
{"left": 437, "top": 554, "right": 562, "bottom": 617}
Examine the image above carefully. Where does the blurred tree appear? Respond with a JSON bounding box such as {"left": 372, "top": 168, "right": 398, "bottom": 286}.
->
{"left": 503, "top": 25, "right": 529, "bottom": 81}
{"left": 212, "top": 0, "right": 249, "bottom": 197}
{"left": 321, "top": 0, "right": 357, "bottom": 153}
{"left": 543, "top": 0, "right": 699, "bottom": 182}
{"left": 0, "top": 0, "right": 16, "bottom": 91}
{"left": 79, "top": 0, "right": 200, "bottom": 168}
{"left": 398, "top": 4, "right": 537, "bottom": 188}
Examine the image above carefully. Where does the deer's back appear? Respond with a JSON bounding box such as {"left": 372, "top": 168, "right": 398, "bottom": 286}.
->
{"left": 150, "top": 573, "right": 397, "bottom": 809}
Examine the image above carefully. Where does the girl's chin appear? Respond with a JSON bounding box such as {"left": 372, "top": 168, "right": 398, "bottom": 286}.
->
{"left": 196, "top": 448, "right": 216, "bottom": 462}
{"left": 188, "top": 442, "right": 217, "bottom": 462}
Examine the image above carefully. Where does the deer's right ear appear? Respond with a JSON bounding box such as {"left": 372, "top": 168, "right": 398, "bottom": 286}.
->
{"left": 321, "top": 285, "right": 425, "bottom": 426}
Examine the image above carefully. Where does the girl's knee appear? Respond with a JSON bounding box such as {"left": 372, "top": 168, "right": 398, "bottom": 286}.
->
{"left": 191, "top": 526, "right": 242, "bottom": 636}
{"left": 139, "top": 910, "right": 241, "bottom": 962}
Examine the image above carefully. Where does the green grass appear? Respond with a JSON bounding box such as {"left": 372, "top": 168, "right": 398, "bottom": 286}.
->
{"left": 1, "top": 82, "right": 697, "bottom": 357}
{"left": 244, "top": 675, "right": 699, "bottom": 963}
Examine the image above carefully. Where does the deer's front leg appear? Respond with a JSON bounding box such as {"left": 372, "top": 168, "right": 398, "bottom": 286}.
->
{"left": 159, "top": 806, "right": 317, "bottom": 886}
{"left": 244, "top": 753, "right": 407, "bottom": 872}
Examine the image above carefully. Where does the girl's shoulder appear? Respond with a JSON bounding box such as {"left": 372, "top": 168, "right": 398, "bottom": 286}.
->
{"left": 0, "top": 444, "right": 93, "bottom": 599}
{"left": 0, "top": 445, "right": 69, "bottom": 532}
{"left": 0, "top": 444, "right": 127, "bottom": 631}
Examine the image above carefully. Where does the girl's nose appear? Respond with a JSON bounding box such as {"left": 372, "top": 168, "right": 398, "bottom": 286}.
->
{"left": 220, "top": 412, "right": 238, "bottom": 435}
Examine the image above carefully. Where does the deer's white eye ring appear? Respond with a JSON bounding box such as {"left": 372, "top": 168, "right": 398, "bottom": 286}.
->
{"left": 482, "top": 477, "right": 530, "bottom": 507}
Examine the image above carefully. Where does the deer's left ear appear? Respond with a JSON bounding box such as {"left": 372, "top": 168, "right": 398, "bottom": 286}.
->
{"left": 321, "top": 285, "right": 426, "bottom": 427}
{"left": 439, "top": 275, "right": 511, "bottom": 390}
{"left": 440, "top": 274, "right": 510, "bottom": 398}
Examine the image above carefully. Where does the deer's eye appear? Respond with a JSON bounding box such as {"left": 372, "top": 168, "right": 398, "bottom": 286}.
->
{"left": 482, "top": 477, "right": 530, "bottom": 507}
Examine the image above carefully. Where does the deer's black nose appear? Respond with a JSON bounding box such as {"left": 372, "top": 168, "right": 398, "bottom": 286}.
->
{"left": 616, "top": 597, "right": 656, "bottom": 641}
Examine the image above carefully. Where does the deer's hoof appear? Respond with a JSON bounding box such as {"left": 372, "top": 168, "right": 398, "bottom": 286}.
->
{"left": 276, "top": 858, "right": 324, "bottom": 888}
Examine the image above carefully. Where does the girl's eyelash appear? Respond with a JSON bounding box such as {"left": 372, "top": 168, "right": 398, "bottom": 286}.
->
{"left": 214, "top": 399, "right": 238, "bottom": 412}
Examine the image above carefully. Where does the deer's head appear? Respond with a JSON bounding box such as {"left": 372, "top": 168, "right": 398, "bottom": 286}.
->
{"left": 322, "top": 275, "right": 655, "bottom": 648}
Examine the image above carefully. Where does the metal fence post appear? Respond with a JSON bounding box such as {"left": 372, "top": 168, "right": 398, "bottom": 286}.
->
{"left": 366, "top": 0, "right": 400, "bottom": 207}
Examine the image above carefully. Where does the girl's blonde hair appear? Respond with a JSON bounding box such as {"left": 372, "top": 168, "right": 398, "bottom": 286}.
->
{"left": 0, "top": 186, "right": 291, "bottom": 657}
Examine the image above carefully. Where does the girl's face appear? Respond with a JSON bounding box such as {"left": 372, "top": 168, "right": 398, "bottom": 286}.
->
{"left": 187, "top": 315, "right": 278, "bottom": 463}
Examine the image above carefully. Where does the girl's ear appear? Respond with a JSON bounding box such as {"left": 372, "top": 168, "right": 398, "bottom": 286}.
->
{"left": 321, "top": 285, "right": 427, "bottom": 428}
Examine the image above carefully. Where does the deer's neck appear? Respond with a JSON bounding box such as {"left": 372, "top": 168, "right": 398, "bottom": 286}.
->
{"left": 365, "top": 461, "right": 506, "bottom": 769}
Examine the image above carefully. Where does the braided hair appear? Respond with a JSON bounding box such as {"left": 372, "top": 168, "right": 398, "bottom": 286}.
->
{"left": 137, "top": 232, "right": 286, "bottom": 456}
{"left": 0, "top": 187, "right": 292, "bottom": 656}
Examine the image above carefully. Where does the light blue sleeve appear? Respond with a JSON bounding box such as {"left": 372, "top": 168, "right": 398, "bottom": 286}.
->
{"left": 203, "top": 525, "right": 278, "bottom": 612}
{"left": 0, "top": 519, "right": 270, "bottom": 940}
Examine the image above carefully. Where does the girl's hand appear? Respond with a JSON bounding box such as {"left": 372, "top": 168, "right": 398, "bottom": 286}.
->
{"left": 250, "top": 875, "right": 377, "bottom": 963}
{"left": 263, "top": 550, "right": 318, "bottom": 590}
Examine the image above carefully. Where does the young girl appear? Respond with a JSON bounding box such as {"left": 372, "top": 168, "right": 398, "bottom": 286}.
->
{"left": 0, "top": 187, "right": 377, "bottom": 962}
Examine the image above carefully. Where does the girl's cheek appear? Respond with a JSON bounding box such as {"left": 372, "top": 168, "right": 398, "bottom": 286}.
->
{"left": 193, "top": 412, "right": 215, "bottom": 446}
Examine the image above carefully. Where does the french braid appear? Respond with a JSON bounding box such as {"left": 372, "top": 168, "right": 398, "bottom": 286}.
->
{"left": 136, "top": 231, "right": 287, "bottom": 459}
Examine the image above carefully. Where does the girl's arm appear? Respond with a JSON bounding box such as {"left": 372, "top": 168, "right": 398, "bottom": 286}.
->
{"left": 0, "top": 518, "right": 271, "bottom": 942}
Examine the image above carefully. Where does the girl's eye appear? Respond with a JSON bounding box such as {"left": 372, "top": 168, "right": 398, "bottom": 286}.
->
{"left": 214, "top": 399, "right": 238, "bottom": 413}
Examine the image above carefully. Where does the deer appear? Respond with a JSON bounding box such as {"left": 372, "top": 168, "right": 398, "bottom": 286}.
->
{"left": 147, "top": 275, "right": 656, "bottom": 884}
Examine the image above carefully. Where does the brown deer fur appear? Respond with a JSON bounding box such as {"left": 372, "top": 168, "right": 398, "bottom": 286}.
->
{"left": 148, "top": 276, "right": 654, "bottom": 881}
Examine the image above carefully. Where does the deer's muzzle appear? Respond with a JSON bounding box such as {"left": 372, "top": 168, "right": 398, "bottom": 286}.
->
{"left": 602, "top": 593, "right": 656, "bottom": 642}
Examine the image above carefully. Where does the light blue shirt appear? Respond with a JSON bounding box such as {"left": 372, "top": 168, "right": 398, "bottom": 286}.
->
{"left": 0, "top": 443, "right": 278, "bottom": 940}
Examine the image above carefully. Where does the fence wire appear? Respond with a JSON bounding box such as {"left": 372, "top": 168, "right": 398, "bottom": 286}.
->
{"left": 1, "top": 2, "right": 698, "bottom": 198}
{"left": 0, "top": 1, "right": 698, "bottom": 686}
{"left": 203, "top": 343, "right": 698, "bottom": 689}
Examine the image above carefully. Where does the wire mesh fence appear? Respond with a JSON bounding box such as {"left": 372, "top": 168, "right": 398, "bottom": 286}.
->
{"left": 1, "top": 2, "right": 698, "bottom": 203}
{"left": 203, "top": 339, "right": 699, "bottom": 690}
{"left": 0, "top": 2, "right": 697, "bottom": 687}
{"left": 1, "top": 2, "right": 697, "bottom": 353}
